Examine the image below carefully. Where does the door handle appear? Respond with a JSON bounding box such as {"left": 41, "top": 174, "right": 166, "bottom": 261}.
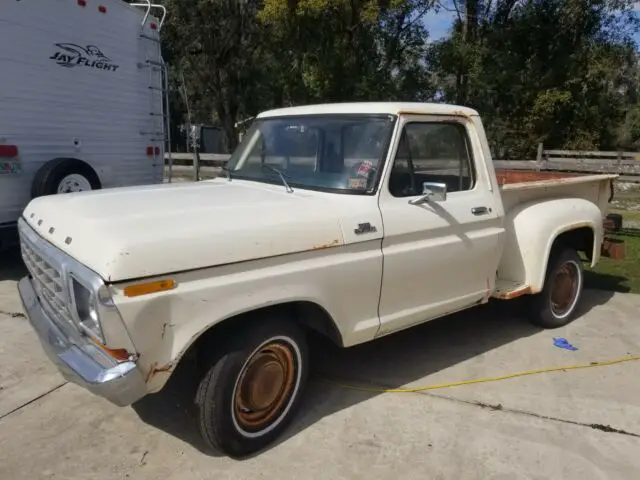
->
{"left": 471, "top": 206, "right": 490, "bottom": 215}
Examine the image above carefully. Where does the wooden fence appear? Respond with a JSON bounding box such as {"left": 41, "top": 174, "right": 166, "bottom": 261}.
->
{"left": 493, "top": 144, "right": 640, "bottom": 183}
{"left": 164, "top": 144, "right": 640, "bottom": 183}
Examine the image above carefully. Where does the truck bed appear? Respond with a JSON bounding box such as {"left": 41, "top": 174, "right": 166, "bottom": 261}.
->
{"left": 496, "top": 168, "right": 617, "bottom": 212}
{"left": 495, "top": 169, "right": 583, "bottom": 185}
{"left": 493, "top": 168, "right": 620, "bottom": 299}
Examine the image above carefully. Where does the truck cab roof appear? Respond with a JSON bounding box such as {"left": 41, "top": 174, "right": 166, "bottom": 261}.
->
{"left": 257, "top": 102, "right": 480, "bottom": 119}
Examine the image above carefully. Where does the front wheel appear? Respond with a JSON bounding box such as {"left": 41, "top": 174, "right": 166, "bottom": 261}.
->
{"left": 527, "top": 247, "right": 584, "bottom": 328}
{"left": 195, "top": 318, "right": 309, "bottom": 458}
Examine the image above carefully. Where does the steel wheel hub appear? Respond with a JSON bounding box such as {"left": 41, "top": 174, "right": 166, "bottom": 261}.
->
{"left": 234, "top": 342, "right": 296, "bottom": 431}
{"left": 551, "top": 262, "right": 579, "bottom": 316}
{"left": 57, "top": 174, "right": 91, "bottom": 193}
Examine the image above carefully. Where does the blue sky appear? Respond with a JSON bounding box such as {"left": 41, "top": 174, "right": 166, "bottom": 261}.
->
{"left": 422, "top": 5, "right": 640, "bottom": 44}
{"left": 422, "top": 8, "right": 456, "bottom": 42}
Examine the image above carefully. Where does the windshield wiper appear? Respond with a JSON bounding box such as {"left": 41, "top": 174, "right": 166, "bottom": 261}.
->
{"left": 262, "top": 164, "right": 293, "bottom": 193}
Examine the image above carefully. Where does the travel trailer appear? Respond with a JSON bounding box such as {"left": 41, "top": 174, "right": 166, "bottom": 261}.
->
{"left": 0, "top": 0, "right": 169, "bottom": 249}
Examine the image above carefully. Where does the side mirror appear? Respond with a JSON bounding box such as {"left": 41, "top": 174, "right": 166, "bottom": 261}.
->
{"left": 409, "top": 182, "right": 447, "bottom": 205}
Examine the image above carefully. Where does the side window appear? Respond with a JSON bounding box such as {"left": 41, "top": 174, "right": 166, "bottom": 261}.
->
{"left": 388, "top": 122, "right": 475, "bottom": 197}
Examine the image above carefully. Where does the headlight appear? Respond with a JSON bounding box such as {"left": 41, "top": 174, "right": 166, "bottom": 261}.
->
{"left": 71, "top": 278, "right": 104, "bottom": 342}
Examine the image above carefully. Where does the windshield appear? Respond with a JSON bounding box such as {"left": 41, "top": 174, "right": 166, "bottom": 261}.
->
{"left": 226, "top": 114, "right": 396, "bottom": 193}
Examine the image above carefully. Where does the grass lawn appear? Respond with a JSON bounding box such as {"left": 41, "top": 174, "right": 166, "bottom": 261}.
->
{"left": 584, "top": 208, "right": 640, "bottom": 294}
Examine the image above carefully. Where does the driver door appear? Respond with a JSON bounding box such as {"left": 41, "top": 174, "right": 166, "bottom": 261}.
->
{"left": 376, "top": 115, "right": 504, "bottom": 336}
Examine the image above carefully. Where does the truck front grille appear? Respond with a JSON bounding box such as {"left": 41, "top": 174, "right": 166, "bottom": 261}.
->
{"left": 20, "top": 236, "right": 74, "bottom": 328}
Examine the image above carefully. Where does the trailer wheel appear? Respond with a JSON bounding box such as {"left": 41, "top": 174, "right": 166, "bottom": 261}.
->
{"left": 195, "top": 316, "right": 309, "bottom": 458}
{"left": 527, "top": 247, "right": 584, "bottom": 329}
{"left": 31, "top": 158, "right": 101, "bottom": 198}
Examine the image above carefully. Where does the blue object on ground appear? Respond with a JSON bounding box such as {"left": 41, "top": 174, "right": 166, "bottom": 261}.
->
{"left": 553, "top": 337, "right": 578, "bottom": 351}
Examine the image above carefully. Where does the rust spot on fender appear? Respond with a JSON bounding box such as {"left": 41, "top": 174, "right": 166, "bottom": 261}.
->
{"left": 312, "top": 239, "right": 341, "bottom": 250}
{"left": 493, "top": 285, "right": 532, "bottom": 300}
{"left": 145, "top": 361, "right": 175, "bottom": 383}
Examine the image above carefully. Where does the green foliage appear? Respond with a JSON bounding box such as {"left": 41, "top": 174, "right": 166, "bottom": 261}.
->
{"left": 585, "top": 214, "right": 640, "bottom": 294}
{"left": 161, "top": 0, "right": 640, "bottom": 158}
{"left": 162, "top": 0, "right": 275, "bottom": 150}
{"left": 428, "top": 0, "right": 640, "bottom": 158}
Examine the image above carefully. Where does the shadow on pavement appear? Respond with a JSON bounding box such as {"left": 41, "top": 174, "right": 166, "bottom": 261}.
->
{"left": 0, "top": 247, "right": 26, "bottom": 282}
{"left": 584, "top": 270, "right": 631, "bottom": 293}
{"left": 131, "top": 288, "right": 615, "bottom": 458}
{"left": 132, "top": 355, "right": 215, "bottom": 455}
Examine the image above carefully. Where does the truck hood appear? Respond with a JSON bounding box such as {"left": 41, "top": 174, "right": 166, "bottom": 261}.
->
{"left": 21, "top": 179, "right": 346, "bottom": 282}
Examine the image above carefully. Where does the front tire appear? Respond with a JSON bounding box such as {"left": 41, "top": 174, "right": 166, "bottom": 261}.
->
{"left": 195, "top": 317, "right": 309, "bottom": 458}
{"left": 527, "top": 247, "right": 584, "bottom": 328}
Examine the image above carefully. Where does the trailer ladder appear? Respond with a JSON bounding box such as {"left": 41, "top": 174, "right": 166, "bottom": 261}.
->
{"left": 131, "top": 2, "right": 172, "bottom": 183}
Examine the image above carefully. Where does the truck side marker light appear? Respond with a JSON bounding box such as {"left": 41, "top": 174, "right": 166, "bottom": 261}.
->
{"left": 124, "top": 279, "right": 176, "bottom": 297}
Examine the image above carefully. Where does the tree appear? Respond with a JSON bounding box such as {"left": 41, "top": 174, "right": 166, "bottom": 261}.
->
{"left": 428, "top": 0, "right": 640, "bottom": 158}
{"left": 257, "top": 0, "right": 437, "bottom": 103}
{"left": 162, "top": 0, "right": 271, "bottom": 150}
{"left": 159, "top": 0, "right": 640, "bottom": 157}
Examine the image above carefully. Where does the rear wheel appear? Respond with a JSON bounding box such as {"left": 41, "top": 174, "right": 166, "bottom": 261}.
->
{"left": 31, "top": 158, "right": 101, "bottom": 198}
{"left": 56, "top": 173, "right": 92, "bottom": 193}
{"left": 527, "top": 247, "right": 584, "bottom": 328}
{"left": 195, "top": 317, "right": 309, "bottom": 458}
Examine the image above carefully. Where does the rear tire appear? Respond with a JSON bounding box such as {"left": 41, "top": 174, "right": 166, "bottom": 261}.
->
{"left": 31, "top": 158, "right": 101, "bottom": 198}
{"left": 527, "top": 247, "right": 584, "bottom": 329}
{"left": 195, "top": 316, "right": 309, "bottom": 458}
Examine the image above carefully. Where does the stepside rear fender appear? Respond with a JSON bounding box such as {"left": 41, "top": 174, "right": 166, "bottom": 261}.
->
{"left": 497, "top": 197, "right": 603, "bottom": 293}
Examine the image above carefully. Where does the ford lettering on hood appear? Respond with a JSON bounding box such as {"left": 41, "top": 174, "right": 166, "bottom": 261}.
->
{"left": 21, "top": 179, "right": 346, "bottom": 281}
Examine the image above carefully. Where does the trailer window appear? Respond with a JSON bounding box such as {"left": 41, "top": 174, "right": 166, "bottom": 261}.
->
{"left": 389, "top": 122, "right": 476, "bottom": 197}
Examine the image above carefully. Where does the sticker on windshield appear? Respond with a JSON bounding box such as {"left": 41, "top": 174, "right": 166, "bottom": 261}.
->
{"left": 356, "top": 161, "right": 373, "bottom": 177}
{"left": 349, "top": 177, "right": 367, "bottom": 189}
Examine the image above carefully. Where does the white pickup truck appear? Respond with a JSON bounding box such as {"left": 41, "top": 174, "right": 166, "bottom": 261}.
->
{"left": 17, "top": 102, "right": 624, "bottom": 457}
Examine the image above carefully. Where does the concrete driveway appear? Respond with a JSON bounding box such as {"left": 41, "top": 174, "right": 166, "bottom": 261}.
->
{"left": 1, "top": 248, "right": 639, "bottom": 479}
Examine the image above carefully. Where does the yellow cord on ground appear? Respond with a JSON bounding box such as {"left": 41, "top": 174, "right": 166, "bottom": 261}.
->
{"left": 323, "top": 354, "right": 640, "bottom": 394}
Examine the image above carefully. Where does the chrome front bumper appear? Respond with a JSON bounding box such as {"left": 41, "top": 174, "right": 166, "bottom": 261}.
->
{"left": 18, "top": 276, "right": 147, "bottom": 406}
